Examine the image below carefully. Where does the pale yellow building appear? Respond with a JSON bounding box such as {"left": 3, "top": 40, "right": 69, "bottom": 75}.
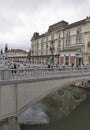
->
{"left": 31, "top": 16, "right": 90, "bottom": 66}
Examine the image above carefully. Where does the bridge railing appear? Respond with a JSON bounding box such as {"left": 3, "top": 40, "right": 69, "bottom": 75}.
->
{"left": 0, "top": 66, "right": 90, "bottom": 81}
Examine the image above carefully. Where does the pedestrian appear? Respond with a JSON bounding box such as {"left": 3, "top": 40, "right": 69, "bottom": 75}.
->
{"left": 48, "top": 64, "right": 50, "bottom": 68}
{"left": 72, "top": 63, "right": 74, "bottom": 69}
{"left": 13, "top": 63, "right": 17, "bottom": 74}
{"left": 59, "top": 64, "right": 62, "bottom": 71}
{"left": 62, "top": 64, "right": 65, "bottom": 71}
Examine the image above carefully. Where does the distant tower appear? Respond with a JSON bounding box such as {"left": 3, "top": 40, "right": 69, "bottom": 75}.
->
{"left": 5, "top": 44, "right": 8, "bottom": 53}
{"left": 1, "top": 49, "right": 3, "bottom": 55}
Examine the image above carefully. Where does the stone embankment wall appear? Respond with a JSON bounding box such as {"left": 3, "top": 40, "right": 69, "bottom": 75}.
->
{"left": 0, "top": 117, "right": 20, "bottom": 130}
{"left": 72, "top": 80, "right": 90, "bottom": 89}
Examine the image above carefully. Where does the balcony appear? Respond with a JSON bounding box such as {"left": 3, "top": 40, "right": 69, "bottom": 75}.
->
{"left": 64, "top": 43, "right": 84, "bottom": 51}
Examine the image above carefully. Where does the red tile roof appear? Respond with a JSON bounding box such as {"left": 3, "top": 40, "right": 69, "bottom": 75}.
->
{"left": 8, "top": 49, "right": 27, "bottom": 54}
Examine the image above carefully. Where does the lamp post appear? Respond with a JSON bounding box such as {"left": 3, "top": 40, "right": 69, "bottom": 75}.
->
{"left": 4, "top": 44, "right": 8, "bottom": 67}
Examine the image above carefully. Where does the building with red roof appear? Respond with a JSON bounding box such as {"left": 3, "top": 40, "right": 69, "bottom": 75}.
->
{"left": 7, "top": 49, "right": 28, "bottom": 63}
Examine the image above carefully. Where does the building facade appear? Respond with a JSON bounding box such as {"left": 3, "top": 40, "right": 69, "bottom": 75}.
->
{"left": 0, "top": 49, "right": 28, "bottom": 64}
{"left": 7, "top": 49, "right": 28, "bottom": 62}
{"left": 31, "top": 16, "right": 90, "bottom": 66}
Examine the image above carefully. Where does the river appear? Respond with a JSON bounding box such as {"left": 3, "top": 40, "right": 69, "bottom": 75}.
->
{"left": 18, "top": 85, "right": 90, "bottom": 130}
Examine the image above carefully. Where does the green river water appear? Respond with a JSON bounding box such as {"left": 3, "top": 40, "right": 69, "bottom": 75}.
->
{"left": 19, "top": 85, "right": 90, "bottom": 130}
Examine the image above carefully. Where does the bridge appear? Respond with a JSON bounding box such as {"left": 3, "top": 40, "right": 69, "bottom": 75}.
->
{"left": 0, "top": 67, "right": 90, "bottom": 130}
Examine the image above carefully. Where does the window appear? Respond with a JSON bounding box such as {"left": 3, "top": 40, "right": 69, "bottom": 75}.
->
{"left": 46, "top": 43, "right": 48, "bottom": 48}
{"left": 51, "top": 39, "right": 55, "bottom": 48}
{"left": 41, "top": 38, "right": 43, "bottom": 43}
{"left": 51, "top": 33, "right": 54, "bottom": 40}
{"left": 36, "top": 41, "right": 39, "bottom": 49}
{"left": 65, "top": 56, "right": 69, "bottom": 65}
{"left": 46, "top": 36, "right": 48, "bottom": 41}
{"left": 66, "top": 31, "right": 70, "bottom": 37}
{"left": 76, "top": 27, "right": 81, "bottom": 35}
{"left": 44, "top": 43, "right": 46, "bottom": 49}
{"left": 37, "top": 52, "right": 38, "bottom": 55}
{"left": 39, "top": 44, "right": 41, "bottom": 50}
{"left": 58, "top": 50, "right": 60, "bottom": 54}
{"left": 41, "top": 52, "right": 43, "bottom": 55}
{"left": 76, "top": 37, "right": 81, "bottom": 44}
{"left": 66, "top": 39, "right": 71, "bottom": 46}
{"left": 58, "top": 40, "right": 61, "bottom": 47}
{"left": 41, "top": 43, "right": 43, "bottom": 49}
{"left": 58, "top": 32, "right": 61, "bottom": 39}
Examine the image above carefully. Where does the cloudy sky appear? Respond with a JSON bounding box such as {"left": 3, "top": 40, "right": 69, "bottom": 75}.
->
{"left": 0, "top": 0, "right": 90, "bottom": 51}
